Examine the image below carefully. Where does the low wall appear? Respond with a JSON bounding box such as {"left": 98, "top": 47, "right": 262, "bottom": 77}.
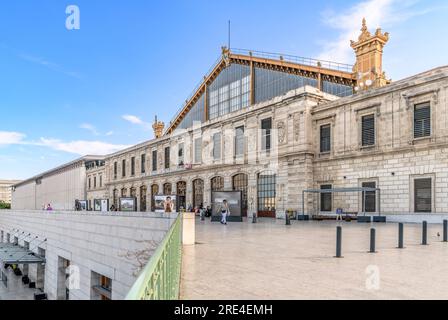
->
{"left": 0, "top": 210, "right": 177, "bottom": 300}
{"left": 366, "top": 213, "right": 448, "bottom": 224}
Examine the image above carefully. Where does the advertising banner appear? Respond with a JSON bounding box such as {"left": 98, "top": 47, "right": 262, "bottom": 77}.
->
{"left": 154, "top": 195, "right": 177, "bottom": 213}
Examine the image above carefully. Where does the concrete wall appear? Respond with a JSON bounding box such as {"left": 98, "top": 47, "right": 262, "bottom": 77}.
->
{"left": 12, "top": 164, "right": 86, "bottom": 211}
{"left": 0, "top": 210, "right": 176, "bottom": 300}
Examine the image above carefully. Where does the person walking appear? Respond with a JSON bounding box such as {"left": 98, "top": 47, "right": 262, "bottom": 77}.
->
{"left": 218, "top": 199, "right": 230, "bottom": 225}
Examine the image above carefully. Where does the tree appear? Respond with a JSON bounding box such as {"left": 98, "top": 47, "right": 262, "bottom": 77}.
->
{"left": 0, "top": 201, "right": 11, "bottom": 209}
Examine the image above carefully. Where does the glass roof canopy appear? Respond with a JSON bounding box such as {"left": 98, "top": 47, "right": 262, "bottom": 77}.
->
{"left": 0, "top": 243, "right": 46, "bottom": 265}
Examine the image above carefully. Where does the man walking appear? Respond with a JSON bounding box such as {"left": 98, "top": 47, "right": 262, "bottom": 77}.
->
{"left": 218, "top": 199, "right": 230, "bottom": 225}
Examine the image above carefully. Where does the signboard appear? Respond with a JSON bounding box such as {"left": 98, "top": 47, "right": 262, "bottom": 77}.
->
{"left": 119, "top": 197, "right": 136, "bottom": 212}
{"left": 211, "top": 191, "right": 243, "bottom": 222}
{"left": 94, "top": 199, "right": 109, "bottom": 212}
{"left": 154, "top": 195, "right": 177, "bottom": 213}
{"left": 75, "top": 200, "right": 88, "bottom": 211}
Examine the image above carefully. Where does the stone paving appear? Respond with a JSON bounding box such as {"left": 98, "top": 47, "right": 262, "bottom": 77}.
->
{"left": 0, "top": 268, "right": 42, "bottom": 300}
{"left": 180, "top": 218, "right": 448, "bottom": 300}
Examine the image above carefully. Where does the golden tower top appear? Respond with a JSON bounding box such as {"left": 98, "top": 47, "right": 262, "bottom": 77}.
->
{"left": 351, "top": 18, "right": 390, "bottom": 90}
{"left": 152, "top": 116, "right": 165, "bottom": 139}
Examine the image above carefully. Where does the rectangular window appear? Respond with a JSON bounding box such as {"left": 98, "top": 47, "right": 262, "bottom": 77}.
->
{"left": 414, "top": 178, "right": 432, "bottom": 213}
{"left": 131, "top": 157, "right": 135, "bottom": 176}
{"left": 235, "top": 126, "right": 245, "bottom": 156}
{"left": 141, "top": 154, "right": 146, "bottom": 173}
{"left": 213, "top": 133, "right": 221, "bottom": 160}
{"left": 113, "top": 162, "right": 117, "bottom": 179}
{"left": 152, "top": 150, "right": 157, "bottom": 171}
{"left": 261, "top": 118, "right": 272, "bottom": 151}
{"left": 362, "top": 181, "right": 376, "bottom": 212}
{"left": 414, "top": 102, "right": 431, "bottom": 138}
{"left": 178, "top": 143, "right": 184, "bottom": 166}
{"left": 122, "top": 159, "right": 126, "bottom": 177}
{"left": 209, "top": 90, "right": 219, "bottom": 120}
{"left": 320, "top": 184, "right": 332, "bottom": 212}
{"left": 320, "top": 124, "right": 331, "bottom": 153}
{"left": 99, "top": 175, "right": 102, "bottom": 188}
{"left": 361, "top": 114, "right": 375, "bottom": 146}
{"left": 88, "top": 178, "right": 91, "bottom": 190}
{"left": 94, "top": 176, "right": 97, "bottom": 189}
{"left": 194, "top": 138, "right": 202, "bottom": 163}
{"left": 164, "top": 147, "right": 170, "bottom": 169}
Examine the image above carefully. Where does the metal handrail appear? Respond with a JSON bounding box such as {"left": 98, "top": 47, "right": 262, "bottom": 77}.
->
{"left": 125, "top": 214, "right": 182, "bottom": 300}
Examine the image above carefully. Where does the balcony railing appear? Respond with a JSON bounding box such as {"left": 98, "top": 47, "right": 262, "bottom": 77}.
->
{"left": 125, "top": 214, "right": 182, "bottom": 300}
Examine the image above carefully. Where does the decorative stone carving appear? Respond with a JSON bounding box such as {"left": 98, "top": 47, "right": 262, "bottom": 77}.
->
{"left": 277, "top": 121, "right": 286, "bottom": 144}
{"left": 294, "top": 114, "right": 300, "bottom": 142}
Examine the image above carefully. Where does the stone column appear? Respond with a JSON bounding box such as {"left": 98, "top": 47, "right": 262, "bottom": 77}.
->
{"left": 182, "top": 212, "right": 195, "bottom": 245}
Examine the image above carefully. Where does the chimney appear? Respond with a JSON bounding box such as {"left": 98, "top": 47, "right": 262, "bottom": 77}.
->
{"left": 351, "top": 18, "right": 390, "bottom": 90}
{"left": 152, "top": 116, "right": 165, "bottom": 139}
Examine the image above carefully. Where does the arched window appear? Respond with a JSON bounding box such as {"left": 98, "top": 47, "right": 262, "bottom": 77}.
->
{"left": 192, "top": 179, "right": 204, "bottom": 209}
{"left": 140, "top": 185, "right": 147, "bottom": 212}
{"left": 130, "top": 187, "right": 137, "bottom": 198}
{"left": 257, "top": 171, "right": 276, "bottom": 217}
{"left": 211, "top": 176, "right": 224, "bottom": 192}
{"left": 121, "top": 188, "right": 127, "bottom": 198}
{"left": 163, "top": 183, "right": 172, "bottom": 195}
{"left": 233, "top": 173, "right": 248, "bottom": 216}
{"left": 176, "top": 181, "right": 186, "bottom": 210}
{"left": 151, "top": 184, "right": 159, "bottom": 212}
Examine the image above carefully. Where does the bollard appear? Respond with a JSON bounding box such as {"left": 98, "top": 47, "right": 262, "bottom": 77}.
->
{"left": 443, "top": 220, "right": 447, "bottom": 242}
{"left": 285, "top": 212, "right": 291, "bottom": 225}
{"left": 369, "top": 228, "right": 376, "bottom": 253}
{"left": 422, "top": 221, "right": 428, "bottom": 245}
{"left": 252, "top": 213, "right": 257, "bottom": 224}
{"left": 335, "top": 226, "right": 342, "bottom": 258}
{"left": 398, "top": 223, "right": 404, "bottom": 249}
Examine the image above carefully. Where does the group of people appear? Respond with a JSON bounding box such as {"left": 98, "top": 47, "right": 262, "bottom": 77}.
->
{"left": 182, "top": 200, "right": 231, "bottom": 225}
{"left": 41, "top": 204, "right": 53, "bottom": 211}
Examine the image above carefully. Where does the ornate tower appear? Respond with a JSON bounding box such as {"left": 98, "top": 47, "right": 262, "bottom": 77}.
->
{"left": 351, "top": 18, "right": 390, "bottom": 90}
{"left": 152, "top": 116, "right": 165, "bottom": 139}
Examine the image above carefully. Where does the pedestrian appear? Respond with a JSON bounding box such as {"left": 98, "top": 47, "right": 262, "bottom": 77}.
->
{"left": 218, "top": 199, "right": 230, "bottom": 225}
{"left": 46, "top": 204, "right": 53, "bottom": 211}
{"left": 336, "top": 208, "right": 343, "bottom": 221}
{"left": 110, "top": 204, "right": 116, "bottom": 212}
{"left": 199, "top": 203, "right": 205, "bottom": 221}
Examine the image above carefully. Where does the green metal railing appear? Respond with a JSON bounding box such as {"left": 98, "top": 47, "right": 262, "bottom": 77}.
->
{"left": 125, "top": 214, "right": 182, "bottom": 300}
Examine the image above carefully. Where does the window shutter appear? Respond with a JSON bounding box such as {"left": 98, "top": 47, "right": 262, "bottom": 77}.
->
{"left": 414, "top": 103, "right": 431, "bottom": 138}
{"left": 362, "top": 115, "right": 375, "bottom": 146}
{"left": 415, "top": 178, "right": 432, "bottom": 213}
{"left": 320, "top": 125, "right": 331, "bottom": 153}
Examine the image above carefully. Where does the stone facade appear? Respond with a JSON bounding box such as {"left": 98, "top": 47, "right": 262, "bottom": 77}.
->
{"left": 92, "top": 66, "right": 448, "bottom": 218}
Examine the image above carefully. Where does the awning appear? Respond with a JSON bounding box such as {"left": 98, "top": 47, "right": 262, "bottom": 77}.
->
{"left": 0, "top": 243, "right": 46, "bottom": 265}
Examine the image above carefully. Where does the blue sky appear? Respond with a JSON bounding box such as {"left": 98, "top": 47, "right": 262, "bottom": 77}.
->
{"left": 1, "top": 0, "right": 447, "bottom": 180}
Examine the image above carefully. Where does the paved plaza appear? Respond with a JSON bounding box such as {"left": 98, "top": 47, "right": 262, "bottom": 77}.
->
{"left": 180, "top": 218, "right": 448, "bottom": 300}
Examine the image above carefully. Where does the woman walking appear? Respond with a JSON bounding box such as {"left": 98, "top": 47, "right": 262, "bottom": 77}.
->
{"left": 218, "top": 199, "right": 230, "bottom": 225}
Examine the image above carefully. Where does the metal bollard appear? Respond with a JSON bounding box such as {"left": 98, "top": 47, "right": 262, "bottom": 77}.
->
{"left": 285, "top": 212, "right": 291, "bottom": 225}
{"left": 422, "top": 221, "right": 428, "bottom": 245}
{"left": 443, "top": 220, "right": 447, "bottom": 242}
{"left": 335, "top": 226, "right": 342, "bottom": 258}
{"left": 398, "top": 223, "right": 404, "bottom": 249}
{"left": 369, "top": 228, "right": 376, "bottom": 253}
{"left": 252, "top": 213, "right": 257, "bottom": 223}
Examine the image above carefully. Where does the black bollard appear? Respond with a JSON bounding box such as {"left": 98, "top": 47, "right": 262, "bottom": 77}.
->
{"left": 285, "top": 212, "right": 291, "bottom": 225}
{"left": 252, "top": 213, "right": 257, "bottom": 223}
{"left": 422, "top": 221, "right": 428, "bottom": 245}
{"left": 369, "top": 228, "right": 376, "bottom": 253}
{"left": 335, "top": 226, "right": 342, "bottom": 258}
{"left": 443, "top": 220, "right": 447, "bottom": 242}
{"left": 398, "top": 223, "right": 404, "bottom": 249}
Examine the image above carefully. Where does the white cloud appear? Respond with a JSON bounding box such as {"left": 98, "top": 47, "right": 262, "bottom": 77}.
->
{"left": 0, "top": 131, "right": 26, "bottom": 146}
{"left": 79, "top": 123, "right": 99, "bottom": 136}
{"left": 37, "top": 138, "right": 129, "bottom": 156}
{"left": 19, "top": 53, "right": 82, "bottom": 79}
{"left": 122, "top": 114, "right": 151, "bottom": 130}
{"left": 317, "top": 0, "right": 437, "bottom": 63}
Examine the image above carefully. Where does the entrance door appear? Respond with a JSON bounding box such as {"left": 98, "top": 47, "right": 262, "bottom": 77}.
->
{"left": 257, "top": 172, "right": 276, "bottom": 217}
{"left": 193, "top": 179, "right": 204, "bottom": 209}
{"left": 233, "top": 173, "right": 248, "bottom": 217}
{"left": 176, "top": 181, "right": 186, "bottom": 211}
